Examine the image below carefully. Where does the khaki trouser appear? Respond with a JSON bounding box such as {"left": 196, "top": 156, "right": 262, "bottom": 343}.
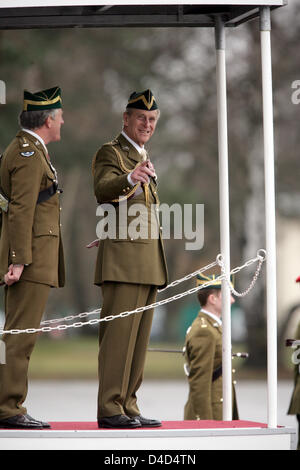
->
{"left": 98, "top": 282, "right": 157, "bottom": 419}
{"left": 0, "top": 280, "right": 50, "bottom": 420}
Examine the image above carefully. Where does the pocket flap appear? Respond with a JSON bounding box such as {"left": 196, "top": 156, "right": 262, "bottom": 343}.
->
{"left": 34, "top": 224, "right": 59, "bottom": 237}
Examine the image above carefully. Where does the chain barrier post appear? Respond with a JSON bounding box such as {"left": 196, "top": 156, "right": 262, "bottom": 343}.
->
{"left": 260, "top": 6, "right": 278, "bottom": 430}
{"left": 215, "top": 15, "right": 232, "bottom": 421}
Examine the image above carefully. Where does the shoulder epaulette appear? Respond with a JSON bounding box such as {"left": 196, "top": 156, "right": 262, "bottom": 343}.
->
{"left": 18, "top": 136, "right": 36, "bottom": 158}
{"left": 18, "top": 135, "right": 31, "bottom": 149}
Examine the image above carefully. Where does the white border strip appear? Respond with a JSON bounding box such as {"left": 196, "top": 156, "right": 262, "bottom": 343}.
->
{"left": 0, "top": 1, "right": 286, "bottom": 9}
{"left": 0, "top": 425, "right": 295, "bottom": 439}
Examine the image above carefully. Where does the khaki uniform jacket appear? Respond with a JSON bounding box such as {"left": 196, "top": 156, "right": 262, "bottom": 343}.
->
{"left": 288, "top": 322, "right": 300, "bottom": 415}
{"left": 92, "top": 133, "right": 168, "bottom": 288}
{"left": 0, "top": 130, "right": 65, "bottom": 287}
{"left": 184, "top": 311, "right": 238, "bottom": 420}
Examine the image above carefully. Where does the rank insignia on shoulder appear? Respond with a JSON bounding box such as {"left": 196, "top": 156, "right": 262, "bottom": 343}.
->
{"left": 20, "top": 151, "right": 35, "bottom": 157}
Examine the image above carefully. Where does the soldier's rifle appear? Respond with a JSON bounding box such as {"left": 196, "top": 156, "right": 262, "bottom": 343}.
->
{"left": 147, "top": 347, "right": 249, "bottom": 359}
{"left": 286, "top": 339, "right": 300, "bottom": 347}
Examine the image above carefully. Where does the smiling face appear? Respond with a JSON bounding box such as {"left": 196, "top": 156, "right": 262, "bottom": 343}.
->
{"left": 123, "top": 108, "right": 159, "bottom": 147}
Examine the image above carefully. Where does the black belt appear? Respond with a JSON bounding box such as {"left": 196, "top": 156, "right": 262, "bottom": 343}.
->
{"left": 37, "top": 182, "right": 62, "bottom": 204}
{"left": 212, "top": 365, "right": 222, "bottom": 382}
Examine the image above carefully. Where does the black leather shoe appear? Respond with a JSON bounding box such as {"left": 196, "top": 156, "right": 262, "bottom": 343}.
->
{"left": 0, "top": 414, "right": 45, "bottom": 429}
{"left": 98, "top": 414, "right": 142, "bottom": 429}
{"left": 132, "top": 415, "right": 162, "bottom": 427}
{"left": 25, "top": 414, "right": 51, "bottom": 428}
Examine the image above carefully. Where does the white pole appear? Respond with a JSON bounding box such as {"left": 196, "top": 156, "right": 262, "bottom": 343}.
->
{"left": 215, "top": 16, "right": 232, "bottom": 421}
{"left": 260, "top": 6, "right": 277, "bottom": 429}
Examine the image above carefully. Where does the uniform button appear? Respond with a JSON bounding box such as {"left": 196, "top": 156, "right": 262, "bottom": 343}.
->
{"left": 232, "top": 369, "right": 236, "bottom": 374}
{"left": 122, "top": 189, "right": 126, "bottom": 193}
{"left": 220, "top": 398, "right": 223, "bottom": 403}
{"left": 233, "top": 380, "right": 237, "bottom": 385}
{"left": 59, "top": 207, "right": 62, "bottom": 211}
{"left": 49, "top": 230, "right": 52, "bottom": 234}
{"left": 60, "top": 223, "right": 62, "bottom": 227}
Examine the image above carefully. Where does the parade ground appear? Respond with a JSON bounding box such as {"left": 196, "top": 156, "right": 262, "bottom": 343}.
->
{"left": 0, "top": 379, "right": 294, "bottom": 450}
{"left": 24, "top": 379, "right": 297, "bottom": 428}
{"left": 0, "top": 379, "right": 296, "bottom": 450}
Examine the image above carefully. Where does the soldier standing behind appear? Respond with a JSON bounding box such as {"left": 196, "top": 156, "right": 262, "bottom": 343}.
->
{"left": 287, "top": 321, "right": 300, "bottom": 450}
{"left": 0, "top": 86, "right": 65, "bottom": 429}
{"left": 184, "top": 274, "right": 239, "bottom": 420}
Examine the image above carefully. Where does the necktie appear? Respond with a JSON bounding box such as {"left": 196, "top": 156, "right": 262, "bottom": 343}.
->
{"left": 140, "top": 148, "right": 148, "bottom": 162}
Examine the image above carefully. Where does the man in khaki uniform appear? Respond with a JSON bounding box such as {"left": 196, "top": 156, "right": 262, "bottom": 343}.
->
{"left": 287, "top": 321, "right": 300, "bottom": 450}
{"left": 0, "top": 86, "right": 65, "bottom": 429}
{"left": 184, "top": 274, "right": 239, "bottom": 420}
{"left": 92, "top": 90, "right": 168, "bottom": 429}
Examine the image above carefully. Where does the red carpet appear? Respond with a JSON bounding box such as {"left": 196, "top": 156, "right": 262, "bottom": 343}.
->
{"left": 45, "top": 420, "right": 270, "bottom": 431}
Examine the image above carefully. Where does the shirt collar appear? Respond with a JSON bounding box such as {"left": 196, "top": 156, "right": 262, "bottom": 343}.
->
{"left": 200, "top": 308, "right": 222, "bottom": 326}
{"left": 121, "top": 130, "right": 144, "bottom": 154}
{"left": 22, "top": 128, "right": 48, "bottom": 155}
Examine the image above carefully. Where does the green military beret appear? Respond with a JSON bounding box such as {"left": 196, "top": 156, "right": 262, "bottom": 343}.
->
{"left": 126, "top": 89, "right": 158, "bottom": 111}
{"left": 23, "top": 86, "right": 62, "bottom": 111}
{"left": 197, "top": 273, "right": 234, "bottom": 289}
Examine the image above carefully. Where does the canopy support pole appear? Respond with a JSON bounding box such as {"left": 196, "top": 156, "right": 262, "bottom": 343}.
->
{"left": 215, "top": 16, "right": 232, "bottom": 421}
{"left": 260, "top": 6, "right": 278, "bottom": 429}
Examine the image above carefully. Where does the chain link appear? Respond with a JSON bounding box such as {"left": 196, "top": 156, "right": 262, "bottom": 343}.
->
{"left": 0, "top": 250, "right": 266, "bottom": 336}
{"left": 39, "top": 259, "right": 219, "bottom": 326}
{"left": 217, "top": 249, "right": 266, "bottom": 297}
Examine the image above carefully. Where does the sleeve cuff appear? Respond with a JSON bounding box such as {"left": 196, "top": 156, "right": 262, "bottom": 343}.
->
{"left": 127, "top": 173, "right": 135, "bottom": 187}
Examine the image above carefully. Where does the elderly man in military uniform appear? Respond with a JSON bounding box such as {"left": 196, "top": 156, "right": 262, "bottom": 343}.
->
{"left": 184, "top": 274, "right": 239, "bottom": 421}
{"left": 287, "top": 321, "right": 300, "bottom": 450}
{"left": 0, "top": 86, "right": 65, "bottom": 429}
{"left": 92, "top": 90, "right": 168, "bottom": 429}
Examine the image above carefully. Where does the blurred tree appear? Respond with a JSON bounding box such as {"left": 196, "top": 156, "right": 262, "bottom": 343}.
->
{"left": 0, "top": 3, "right": 298, "bottom": 372}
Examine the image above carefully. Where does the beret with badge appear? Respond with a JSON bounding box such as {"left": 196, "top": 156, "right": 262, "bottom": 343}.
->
{"left": 196, "top": 273, "right": 234, "bottom": 290}
{"left": 126, "top": 89, "right": 158, "bottom": 111}
{"left": 23, "top": 86, "right": 62, "bottom": 112}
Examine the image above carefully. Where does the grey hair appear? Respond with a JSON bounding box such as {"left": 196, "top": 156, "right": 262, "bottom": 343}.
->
{"left": 18, "top": 108, "right": 58, "bottom": 130}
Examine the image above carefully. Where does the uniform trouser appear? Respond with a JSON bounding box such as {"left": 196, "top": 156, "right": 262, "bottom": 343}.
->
{"left": 297, "top": 414, "right": 300, "bottom": 450}
{"left": 0, "top": 280, "right": 50, "bottom": 420}
{"left": 98, "top": 282, "right": 157, "bottom": 419}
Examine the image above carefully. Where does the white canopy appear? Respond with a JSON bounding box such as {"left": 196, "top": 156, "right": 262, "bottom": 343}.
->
{"left": 0, "top": 1, "right": 287, "bottom": 28}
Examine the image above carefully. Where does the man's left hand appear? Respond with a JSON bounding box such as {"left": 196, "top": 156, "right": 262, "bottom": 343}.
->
{"left": 4, "top": 264, "right": 24, "bottom": 286}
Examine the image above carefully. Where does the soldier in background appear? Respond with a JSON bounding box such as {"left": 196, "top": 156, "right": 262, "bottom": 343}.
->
{"left": 287, "top": 320, "right": 300, "bottom": 450}
{"left": 184, "top": 274, "right": 239, "bottom": 420}
{"left": 0, "top": 86, "right": 65, "bottom": 429}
